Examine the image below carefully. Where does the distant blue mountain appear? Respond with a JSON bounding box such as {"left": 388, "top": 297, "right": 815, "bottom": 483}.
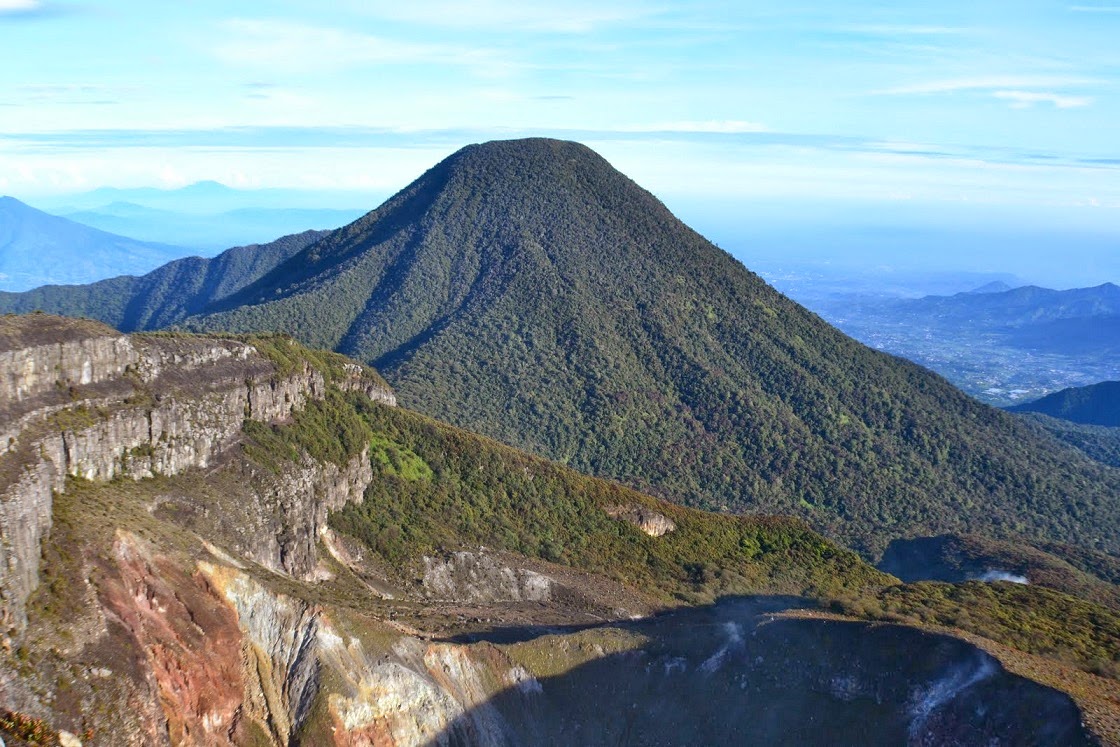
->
{"left": 40, "top": 181, "right": 385, "bottom": 214}
{"left": 805, "top": 280, "right": 1120, "bottom": 406}
{"left": 907, "top": 283, "right": 1120, "bottom": 326}
{"left": 30, "top": 181, "right": 374, "bottom": 250}
{"left": 898, "top": 283, "right": 1120, "bottom": 357}
{"left": 967, "top": 280, "right": 1014, "bottom": 294}
{"left": 61, "top": 202, "right": 364, "bottom": 251}
{"left": 54, "top": 181, "right": 243, "bottom": 213}
{"left": 0, "top": 196, "right": 193, "bottom": 292}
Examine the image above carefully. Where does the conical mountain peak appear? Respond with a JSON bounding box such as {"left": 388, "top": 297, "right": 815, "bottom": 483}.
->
{"left": 445, "top": 137, "right": 611, "bottom": 171}
{"left": 191, "top": 136, "right": 712, "bottom": 356}
{"left": 207, "top": 139, "right": 659, "bottom": 308}
{"left": 177, "top": 139, "right": 1120, "bottom": 556}
{"left": 435, "top": 137, "right": 631, "bottom": 189}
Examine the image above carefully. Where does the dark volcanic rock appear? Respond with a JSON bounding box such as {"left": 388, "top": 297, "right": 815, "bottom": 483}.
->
{"left": 433, "top": 598, "right": 1091, "bottom": 746}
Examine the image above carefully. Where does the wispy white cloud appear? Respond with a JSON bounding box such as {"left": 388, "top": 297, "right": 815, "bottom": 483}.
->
{"left": 879, "top": 75, "right": 1094, "bottom": 95}
{"left": 614, "top": 120, "right": 769, "bottom": 134}
{"left": 841, "top": 24, "right": 967, "bottom": 36}
{"left": 213, "top": 19, "right": 497, "bottom": 72}
{"left": 0, "top": 0, "right": 75, "bottom": 19}
{"left": 875, "top": 75, "right": 1096, "bottom": 110}
{"left": 993, "top": 90, "right": 1092, "bottom": 108}
{"left": 13, "top": 83, "right": 133, "bottom": 106}
{"left": 346, "top": 0, "right": 655, "bottom": 33}
{"left": 19, "top": 83, "right": 131, "bottom": 97}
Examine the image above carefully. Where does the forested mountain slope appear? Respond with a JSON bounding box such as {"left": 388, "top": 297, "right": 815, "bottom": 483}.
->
{"left": 173, "top": 138, "right": 1120, "bottom": 557}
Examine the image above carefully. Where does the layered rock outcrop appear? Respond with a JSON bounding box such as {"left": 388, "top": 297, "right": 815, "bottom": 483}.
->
{"left": 0, "top": 316, "right": 393, "bottom": 635}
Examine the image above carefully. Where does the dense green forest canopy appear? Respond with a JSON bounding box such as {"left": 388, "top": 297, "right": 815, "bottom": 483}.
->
{"left": 179, "top": 139, "right": 1120, "bottom": 557}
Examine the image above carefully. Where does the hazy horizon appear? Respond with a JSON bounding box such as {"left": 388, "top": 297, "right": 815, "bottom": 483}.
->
{"left": 9, "top": 170, "right": 1117, "bottom": 291}
{"left": 3, "top": 1, "right": 1119, "bottom": 289}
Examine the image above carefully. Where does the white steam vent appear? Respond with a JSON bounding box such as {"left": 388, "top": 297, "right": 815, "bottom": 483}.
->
{"left": 972, "top": 569, "right": 1029, "bottom": 585}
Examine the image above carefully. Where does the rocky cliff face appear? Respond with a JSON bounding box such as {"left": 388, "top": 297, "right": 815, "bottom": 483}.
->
{"left": 0, "top": 315, "right": 392, "bottom": 636}
{"left": 422, "top": 551, "right": 554, "bottom": 604}
{"left": 605, "top": 504, "right": 676, "bottom": 537}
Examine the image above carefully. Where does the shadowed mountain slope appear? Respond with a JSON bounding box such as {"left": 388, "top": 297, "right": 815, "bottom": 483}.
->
{"left": 1018, "top": 412, "right": 1120, "bottom": 469}
{"left": 176, "top": 138, "right": 1120, "bottom": 557}
{"left": 0, "top": 229, "right": 324, "bottom": 331}
{"left": 1012, "top": 380, "right": 1120, "bottom": 427}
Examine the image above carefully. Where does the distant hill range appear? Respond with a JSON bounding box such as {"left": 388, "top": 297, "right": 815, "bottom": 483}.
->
{"left": 34, "top": 180, "right": 374, "bottom": 251}
{"left": 896, "top": 283, "right": 1120, "bottom": 356}
{"left": 45, "top": 180, "right": 369, "bottom": 213}
{"left": 3, "top": 138, "right": 1120, "bottom": 559}
{"left": 815, "top": 281, "right": 1120, "bottom": 405}
{"left": 0, "top": 230, "right": 325, "bottom": 331}
{"left": 1011, "top": 381, "right": 1120, "bottom": 427}
{"left": 61, "top": 202, "right": 365, "bottom": 252}
{"left": 0, "top": 196, "right": 191, "bottom": 291}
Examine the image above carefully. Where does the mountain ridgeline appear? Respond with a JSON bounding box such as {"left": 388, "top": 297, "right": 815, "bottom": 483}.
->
{"left": 0, "top": 229, "right": 324, "bottom": 331}
{"left": 910, "top": 282, "right": 1120, "bottom": 330}
{"left": 802, "top": 280, "right": 1120, "bottom": 406}
{"left": 1012, "top": 380, "right": 1120, "bottom": 427}
{"left": 4, "top": 138, "right": 1119, "bottom": 558}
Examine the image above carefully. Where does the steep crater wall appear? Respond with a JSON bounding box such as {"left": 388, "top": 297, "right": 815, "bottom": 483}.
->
{"left": 438, "top": 600, "right": 1093, "bottom": 747}
{"left": 0, "top": 317, "right": 393, "bottom": 636}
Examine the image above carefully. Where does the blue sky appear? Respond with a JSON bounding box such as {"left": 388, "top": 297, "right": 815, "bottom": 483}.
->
{"left": 2, "top": 1, "right": 1119, "bottom": 254}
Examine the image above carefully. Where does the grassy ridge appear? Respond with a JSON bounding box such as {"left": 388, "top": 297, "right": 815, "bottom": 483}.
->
{"left": 836, "top": 582, "right": 1120, "bottom": 680}
{"left": 879, "top": 533, "right": 1120, "bottom": 610}
{"left": 330, "top": 399, "right": 890, "bottom": 603}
